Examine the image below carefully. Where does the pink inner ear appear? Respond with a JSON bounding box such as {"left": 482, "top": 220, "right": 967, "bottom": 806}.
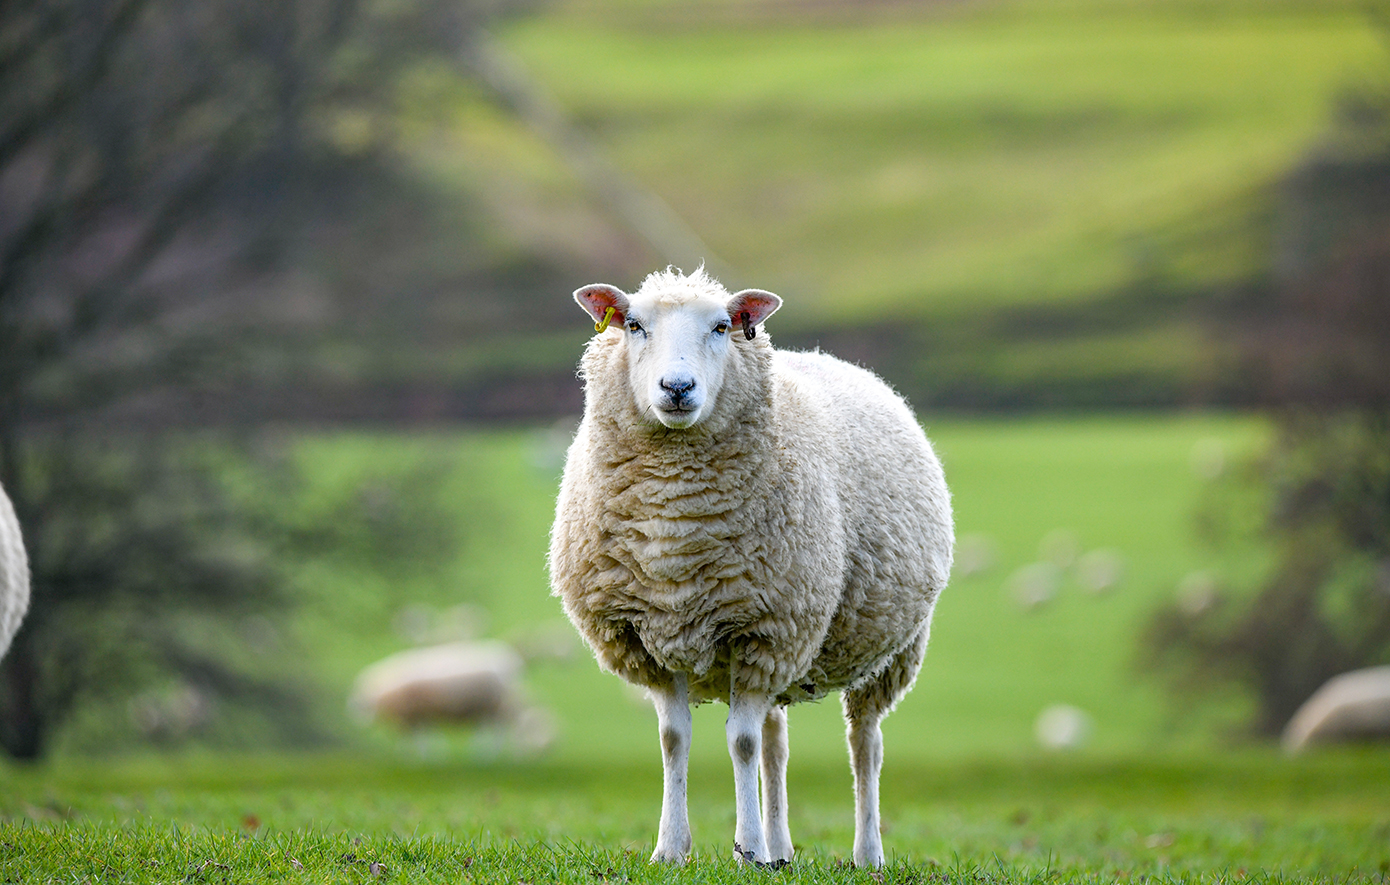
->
{"left": 728, "top": 289, "right": 782, "bottom": 327}
{"left": 574, "top": 284, "right": 628, "bottom": 327}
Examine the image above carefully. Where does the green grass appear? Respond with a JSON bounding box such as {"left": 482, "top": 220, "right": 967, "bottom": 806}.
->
{"left": 3, "top": 751, "right": 1388, "bottom": 882}
{"left": 145, "top": 414, "right": 1267, "bottom": 767}
{"left": 9, "top": 413, "right": 1390, "bottom": 882}
{"left": 282, "top": 414, "right": 1268, "bottom": 764}
{"left": 45, "top": 414, "right": 1273, "bottom": 761}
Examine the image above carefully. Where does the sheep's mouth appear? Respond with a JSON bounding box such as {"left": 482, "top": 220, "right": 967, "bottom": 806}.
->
{"left": 655, "top": 404, "right": 700, "bottom": 428}
{"left": 655, "top": 397, "right": 695, "bottom": 415}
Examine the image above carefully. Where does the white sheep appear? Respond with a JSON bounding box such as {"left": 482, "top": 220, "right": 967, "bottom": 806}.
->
{"left": 1282, "top": 666, "right": 1390, "bottom": 753}
{"left": 549, "top": 267, "right": 953, "bottom": 867}
{"left": 0, "top": 481, "right": 30, "bottom": 660}
{"left": 350, "top": 640, "right": 552, "bottom": 752}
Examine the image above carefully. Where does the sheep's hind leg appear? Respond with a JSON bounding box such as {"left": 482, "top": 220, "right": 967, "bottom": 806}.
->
{"left": 650, "top": 674, "right": 692, "bottom": 863}
{"left": 842, "top": 627, "right": 931, "bottom": 868}
{"left": 760, "top": 706, "right": 793, "bottom": 864}
{"left": 843, "top": 700, "right": 885, "bottom": 868}
{"left": 727, "top": 690, "right": 774, "bottom": 864}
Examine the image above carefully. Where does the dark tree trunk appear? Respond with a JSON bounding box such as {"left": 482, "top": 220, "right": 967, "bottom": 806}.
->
{"left": 0, "top": 630, "right": 47, "bottom": 760}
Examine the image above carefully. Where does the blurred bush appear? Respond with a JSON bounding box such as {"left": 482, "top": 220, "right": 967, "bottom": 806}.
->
{"left": 1146, "top": 81, "right": 1390, "bottom": 736}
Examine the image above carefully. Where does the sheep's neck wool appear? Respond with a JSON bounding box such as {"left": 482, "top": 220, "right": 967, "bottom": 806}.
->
{"left": 567, "top": 331, "right": 811, "bottom": 701}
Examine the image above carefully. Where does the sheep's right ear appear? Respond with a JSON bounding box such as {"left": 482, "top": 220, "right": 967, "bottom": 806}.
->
{"left": 574, "top": 284, "right": 630, "bottom": 333}
{"left": 727, "top": 289, "right": 782, "bottom": 337}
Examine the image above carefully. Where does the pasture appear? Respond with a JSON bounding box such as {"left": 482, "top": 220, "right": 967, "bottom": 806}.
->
{"left": 279, "top": 414, "right": 1272, "bottom": 764}
{"left": 8, "top": 415, "right": 1387, "bottom": 883}
{"left": 2, "top": 747, "right": 1387, "bottom": 882}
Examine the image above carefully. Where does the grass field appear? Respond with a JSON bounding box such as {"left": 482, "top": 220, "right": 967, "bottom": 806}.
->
{"left": 3, "top": 751, "right": 1388, "bottom": 882}
{"left": 272, "top": 413, "right": 1271, "bottom": 765}
{"left": 6, "top": 413, "right": 1390, "bottom": 882}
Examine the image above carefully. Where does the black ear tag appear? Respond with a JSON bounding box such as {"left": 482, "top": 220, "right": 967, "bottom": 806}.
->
{"left": 740, "top": 311, "right": 755, "bottom": 340}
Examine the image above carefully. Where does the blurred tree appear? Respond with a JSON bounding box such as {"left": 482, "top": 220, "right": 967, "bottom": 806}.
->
{"left": 1146, "top": 88, "right": 1390, "bottom": 736}
{"left": 0, "top": 0, "right": 519, "bottom": 759}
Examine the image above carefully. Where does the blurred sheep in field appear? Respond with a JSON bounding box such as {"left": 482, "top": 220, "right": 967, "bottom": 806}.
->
{"left": 1035, "top": 703, "right": 1092, "bottom": 751}
{"left": 350, "top": 640, "right": 553, "bottom": 753}
{"left": 954, "top": 533, "right": 997, "bottom": 579}
{"left": 1282, "top": 666, "right": 1390, "bottom": 753}
{"left": 1076, "top": 548, "right": 1124, "bottom": 594}
{"left": 0, "top": 482, "right": 30, "bottom": 659}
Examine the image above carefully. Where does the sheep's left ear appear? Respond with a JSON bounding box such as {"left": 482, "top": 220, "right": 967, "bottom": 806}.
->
{"left": 727, "top": 289, "right": 782, "bottom": 328}
{"left": 574, "top": 284, "right": 630, "bottom": 333}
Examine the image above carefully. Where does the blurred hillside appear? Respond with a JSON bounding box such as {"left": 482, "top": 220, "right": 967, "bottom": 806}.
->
{"left": 481, "top": 0, "right": 1383, "bottom": 411}
{"left": 14, "top": 0, "right": 1376, "bottom": 424}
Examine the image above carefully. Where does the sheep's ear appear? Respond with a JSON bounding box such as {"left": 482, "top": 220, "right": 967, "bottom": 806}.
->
{"left": 574, "top": 284, "right": 629, "bottom": 332}
{"left": 727, "top": 289, "right": 782, "bottom": 329}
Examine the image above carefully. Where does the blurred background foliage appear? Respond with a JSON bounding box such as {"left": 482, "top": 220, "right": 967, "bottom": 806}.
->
{"left": 0, "top": 0, "right": 1386, "bottom": 760}
{"left": 1145, "top": 79, "right": 1390, "bottom": 736}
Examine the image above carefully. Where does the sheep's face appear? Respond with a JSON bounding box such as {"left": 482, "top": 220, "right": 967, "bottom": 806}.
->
{"left": 575, "top": 273, "right": 781, "bottom": 430}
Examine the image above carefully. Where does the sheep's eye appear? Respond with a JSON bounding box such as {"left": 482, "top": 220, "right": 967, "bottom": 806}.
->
{"left": 626, "top": 320, "right": 643, "bottom": 334}
{"left": 714, "top": 322, "right": 730, "bottom": 335}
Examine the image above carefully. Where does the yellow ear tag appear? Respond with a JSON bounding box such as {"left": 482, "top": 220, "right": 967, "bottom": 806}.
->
{"left": 595, "top": 306, "right": 616, "bottom": 333}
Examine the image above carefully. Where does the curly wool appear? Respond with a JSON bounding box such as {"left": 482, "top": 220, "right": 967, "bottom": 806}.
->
{"left": 0, "top": 482, "right": 30, "bottom": 660}
{"left": 549, "top": 276, "right": 953, "bottom": 709}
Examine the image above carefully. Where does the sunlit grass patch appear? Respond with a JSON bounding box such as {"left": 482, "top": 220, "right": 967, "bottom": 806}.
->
{"left": 2, "top": 751, "right": 1388, "bottom": 883}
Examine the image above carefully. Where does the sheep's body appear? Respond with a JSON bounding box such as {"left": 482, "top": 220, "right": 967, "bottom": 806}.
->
{"left": 553, "top": 347, "right": 950, "bottom": 706}
{"left": 550, "top": 268, "right": 953, "bottom": 867}
{"left": 0, "top": 482, "right": 30, "bottom": 660}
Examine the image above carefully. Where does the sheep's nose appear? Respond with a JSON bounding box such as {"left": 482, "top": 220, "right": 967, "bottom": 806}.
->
{"left": 660, "top": 376, "right": 696, "bottom": 400}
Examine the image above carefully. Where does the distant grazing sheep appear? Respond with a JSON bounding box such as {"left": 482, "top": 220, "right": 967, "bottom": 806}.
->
{"left": 1282, "top": 666, "right": 1390, "bottom": 753}
{"left": 549, "top": 267, "right": 954, "bottom": 867}
{"left": 350, "top": 640, "right": 551, "bottom": 752}
{"left": 0, "top": 482, "right": 30, "bottom": 660}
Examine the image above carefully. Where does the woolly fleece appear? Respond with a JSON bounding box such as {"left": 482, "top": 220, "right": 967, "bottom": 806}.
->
{"left": 549, "top": 269, "right": 953, "bottom": 709}
{"left": 0, "top": 482, "right": 29, "bottom": 660}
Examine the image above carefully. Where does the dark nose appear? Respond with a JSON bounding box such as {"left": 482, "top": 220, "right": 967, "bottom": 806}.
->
{"left": 660, "top": 376, "right": 695, "bottom": 401}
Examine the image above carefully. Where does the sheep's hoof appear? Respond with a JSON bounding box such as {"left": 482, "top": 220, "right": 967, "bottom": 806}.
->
{"left": 649, "top": 845, "right": 689, "bottom": 864}
{"left": 732, "top": 842, "right": 789, "bottom": 870}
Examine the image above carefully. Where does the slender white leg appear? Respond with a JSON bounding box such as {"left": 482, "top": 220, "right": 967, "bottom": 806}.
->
{"left": 761, "top": 706, "right": 793, "bottom": 863}
{"left": 727, "top": 691, "right": 773, "bottom": 863}
{"left": 650, "top": 674, "right": 692, "bottom": 863}
{"left": 846, "top": 715, "right": 885, "bottom": 867}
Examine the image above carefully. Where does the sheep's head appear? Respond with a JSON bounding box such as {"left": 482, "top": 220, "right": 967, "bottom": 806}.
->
{"left": 575, "top": 269, "right": 781, "bottom": 430}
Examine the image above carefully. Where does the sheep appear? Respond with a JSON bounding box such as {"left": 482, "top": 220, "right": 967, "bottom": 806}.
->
{"left": 1282, "top": 666, "right": 1390, "bottom": 753}
{"left": 549, "top": 267, "right": 954, "bottom": 868}
{"left": 350, "top": 640, "right": 552, "bottom": 753}
{"left": 0, "top": 481, "right": 29, "bottom": 660}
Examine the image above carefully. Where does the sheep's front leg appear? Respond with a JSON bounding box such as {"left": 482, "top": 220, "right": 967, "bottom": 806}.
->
{"left": 761, "top": 706, "right": 793, "bottom": 863}
{"left": 650, "top": 674, "right": 692, "bottom": 863}
{"left": 727, "top": 691, "right": 774, "bottom": 864}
